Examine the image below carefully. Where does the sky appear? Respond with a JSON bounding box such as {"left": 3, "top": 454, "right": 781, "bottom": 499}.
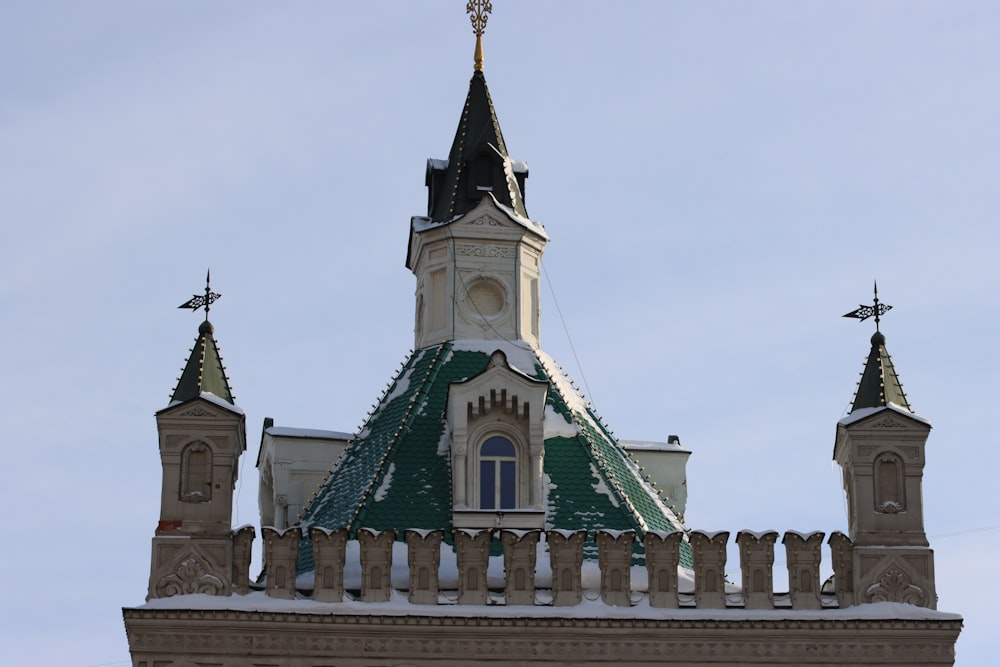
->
{"left": 0, "top": 2, "right": 997, "bottom": 665}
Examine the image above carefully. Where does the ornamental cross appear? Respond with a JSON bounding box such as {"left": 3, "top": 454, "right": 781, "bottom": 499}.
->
{"left": 178, "top": 269, "right": 221, "bottom": 320}
{"left": 467, "top": 0, "right": 492, "bottom": 36}
{"left": 467, "top": 0, "right": 492, "bottom": 71}
{"left": 843, "top": 281, "right": 892, "bottom": 331}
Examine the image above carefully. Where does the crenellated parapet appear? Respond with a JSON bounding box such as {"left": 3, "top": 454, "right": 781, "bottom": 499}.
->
{"left": 193, "top": 526, "right": 947, "bottom": 612}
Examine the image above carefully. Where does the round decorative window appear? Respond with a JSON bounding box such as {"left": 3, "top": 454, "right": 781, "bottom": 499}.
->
{"left": 463, "top": 277, "right": 506, "bottom": 319}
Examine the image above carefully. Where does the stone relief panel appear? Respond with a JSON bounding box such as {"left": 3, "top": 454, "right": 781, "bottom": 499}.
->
{"left": 156, "top": 556, "right": 225, "bottom": 597}
{"left": 864, "top": 565, "right": 927, "bottom": 606}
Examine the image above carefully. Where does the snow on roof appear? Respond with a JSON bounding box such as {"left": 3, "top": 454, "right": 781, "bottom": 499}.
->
{"left": 427, "top": 157, "right": 527, "bottom": 174}
{"left": 266, "top": 426, "right": 353, "bottom": 440}
{"left": 590, "top": 462, "right": 620, "bottom": 509}
{"left": 622, "top": 440, "right": 690, "bottom": 453}
{"left": 410, "top": 194, "right": 548, "bottom": 239}
{"left": 166, "top": 391, "right": 244, "bottom": 415}
{"left": 837, "top": 402, "right": 930, "bottom": 427}
{"left": 374, "top": 462, "right": 395, "bottom": 502}
{"left": 137, "top": 593, "right": 961, "bottom": 623}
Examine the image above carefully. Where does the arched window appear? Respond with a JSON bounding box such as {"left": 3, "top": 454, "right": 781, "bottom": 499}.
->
{"left": 479, "top": 436, "right": 516, "bottom": 509}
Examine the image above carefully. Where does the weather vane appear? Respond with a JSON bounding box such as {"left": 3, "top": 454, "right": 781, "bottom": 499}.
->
{"left": 178, "top": 269, "right": 221, "bottom": 321}
{"left": 842, "top": 280, "right": 892, "bottom": 332}
{"left": 467, "top": 0, "right": 492, "bottom": 71}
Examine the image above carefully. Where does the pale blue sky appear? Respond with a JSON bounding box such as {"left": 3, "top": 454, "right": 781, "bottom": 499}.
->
{"left": 1, "top": 3, "right": 997, "bottom": 665}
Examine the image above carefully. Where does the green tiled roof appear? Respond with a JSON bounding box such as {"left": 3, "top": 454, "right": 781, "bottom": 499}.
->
{"left": 851, "top": 331, "right": 911, "bottom": 413}
{"left": 297, "top": 342, "right": 691, "bottom": 572}
{"left": 171, "top": 320, "right": 235, "bottom": 405}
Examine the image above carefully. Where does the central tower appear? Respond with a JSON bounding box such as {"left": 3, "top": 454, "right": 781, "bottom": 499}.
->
{"left": 406, "top": 23, "right": 547, "bottom": 350}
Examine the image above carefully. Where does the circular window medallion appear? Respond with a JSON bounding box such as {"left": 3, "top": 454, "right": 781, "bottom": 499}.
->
{"left": 464, "top": 277, "right": 506, "bottom": 319}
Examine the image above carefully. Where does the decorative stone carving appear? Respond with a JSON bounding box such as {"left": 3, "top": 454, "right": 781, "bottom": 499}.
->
{"left": 454, "top": 528, "right": 492, "bottom": 604}
{"left": 262, "top": 527, "right": 300, "bottom": 600}
{"left": 547, "top": 530, "right": 585, "bottom": 606}
{"left": 827, "top": 531, "right": 854, "bottom": 608}
{"left": 501, "top": 529, "right": 539, "bottom": 605}
{"left": 406, "top": 529, "right": 444, "bottom": 605}
{"left": 358, "top": 528, "right": 395, "bottom": 602}
{"left": 456, "top": 243, "right": 516, "bottom": 258}
{"left": 176, "top": 405, "right": 219, "bottom": 418}
{"left": 644, "top": 530, "right": 683, "bottom": 608}
{"left": 596, "top": 530, "right": 634, "bottom": 607}
{"left": 736, "top": 530, "right": 778, "bottom": 610}
{"left": 783, "top": 531, "right": 824, "bottom": 610}
{"left": 231, "top": 525, "right": 255, "bottom": 595}
{"left": 155, "top": 556, "right": 225, "bottom": 597}
{"left": 855, "top": 548, "right": 936, "bottom": 609}
{"left": 866, "top": 565, "right": 928, "bottom": 606}
{"left": 147, "top": 537, "right": 233, "bottom": 600}
{"left": 690, "top": 530, "right": 729, "bottom": 609}
{"left": 311, "top": 527, "right": 349, "bottom": 603}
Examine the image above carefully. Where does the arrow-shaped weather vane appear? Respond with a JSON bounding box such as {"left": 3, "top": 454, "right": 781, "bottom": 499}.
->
{"left": 843, "top": 280, "right": 892, "bottom": 332}
{"left": 178, "top": 269, "right": 221, "bottom": 321}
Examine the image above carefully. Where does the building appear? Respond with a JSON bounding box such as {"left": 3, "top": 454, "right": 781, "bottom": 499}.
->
{"left": 123, "top": 17, "right": 962, "bottom": 667}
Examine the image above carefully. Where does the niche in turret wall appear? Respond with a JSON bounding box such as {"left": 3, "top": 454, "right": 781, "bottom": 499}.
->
{"left": 179, "top": 441, "right": 213, "bottom": 503}
{"left": 875, "top": 451, "right": 906, "bottom": 514}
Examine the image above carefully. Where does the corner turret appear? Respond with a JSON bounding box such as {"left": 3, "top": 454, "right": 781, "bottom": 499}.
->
{"left": 834, "top": 291, "right": 937, "bottom": 608}
{"left": 146, "top": 277, "right": 251, "bottom": 600}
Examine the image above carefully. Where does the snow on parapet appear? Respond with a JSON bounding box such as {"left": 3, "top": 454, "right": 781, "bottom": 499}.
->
{"left": 783, "top": 530, "right": 824, "bottom": 541}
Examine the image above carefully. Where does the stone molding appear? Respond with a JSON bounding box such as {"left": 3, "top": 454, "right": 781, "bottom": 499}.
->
{"left": 124, "top": 609, "right": 962, "bottom": 666}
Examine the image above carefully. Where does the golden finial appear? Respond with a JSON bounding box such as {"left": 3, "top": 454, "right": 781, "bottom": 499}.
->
{"left": 467, "top": 0, "right": 492, "bottom": 71}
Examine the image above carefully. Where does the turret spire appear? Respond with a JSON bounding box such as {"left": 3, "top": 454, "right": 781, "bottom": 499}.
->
{"left": 172, "top": 271, "right": 235, "bottom": 405}
{"left": 424, "top": 3, "right": 527, "bottom": 222}
{"left": 843, "top": 284, "right": 910, "bottom": 413}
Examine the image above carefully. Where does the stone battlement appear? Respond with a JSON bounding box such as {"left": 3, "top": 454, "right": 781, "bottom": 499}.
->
{"left": 157, "top": 526, "right": 935, "bottom": 610}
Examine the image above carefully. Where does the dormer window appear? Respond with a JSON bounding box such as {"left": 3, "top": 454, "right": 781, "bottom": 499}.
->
{"left": 447, "top": 350, "right": 548, "bottom": 529}
{"left": 479, "top": 436, "right": 517, "bottom": 509}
